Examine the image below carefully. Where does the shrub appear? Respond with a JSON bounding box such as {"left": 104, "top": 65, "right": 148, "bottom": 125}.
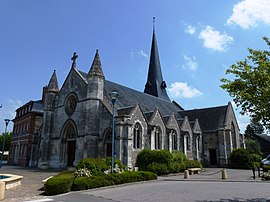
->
{"left": 230, "top": 148, "right": 251, "bottom": 169}
{"left": 146, "top": 162, "right": 170, "bottom": 176}
{"left": 71, "top": 171, "right": 157, "bottom": 191}
{"left": 168, "top": 162, "right": 186, "bottom": 173}
{"left": 136, "top": 149, "right": 173, "bottom": 171}
{"left": 45, "top": 174, "right": 74, "bottom": 195}
{"left": 262, "top": 165, "right": 270, "bottom": 172}
{"left": 76, "top": 157, "right": 125, "bottom": 175}
{"left": 229, "top": 148, "right": 262, "bottom": 169}
{"left": 171, "top": 151, "right": 187, "bottom": 163}
{"left": 262, "top": 172, "right": 270, "bottom": 180}
{"left": 184, "top": 160, "right": 202, "bottom": 169}
{"left": 72, "top": 176, "right": 113, "bottom": 191}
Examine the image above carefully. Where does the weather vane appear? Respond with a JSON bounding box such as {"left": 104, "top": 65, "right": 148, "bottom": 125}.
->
{"left": 153, "top": 17, "right": 156, "bottom": 32}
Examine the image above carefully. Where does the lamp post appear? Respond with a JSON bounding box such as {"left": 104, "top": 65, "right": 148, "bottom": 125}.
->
{"left": 110, "top": 91, "right": 118, "bottom": 173}
{"left": 0, "top": 119, "right": 11, "bottom": 168}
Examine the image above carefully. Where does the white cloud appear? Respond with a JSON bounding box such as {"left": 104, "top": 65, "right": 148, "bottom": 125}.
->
{"left": 130, "top": 50, "right": 148, "bottom": 59}
{"left": 184, "top": 25, "right": 196, "bottom": 35}
{"left": 182, "top": 55, "right": 198, "bottom": 71}
{"left": 227, "top": 0, "right": 270, "bottom": 29}
{"left": 199, "top": 26, "right": 234, "bottom": 52}
{"left": 168, "top": 82, "right": 203, "bottom": 98}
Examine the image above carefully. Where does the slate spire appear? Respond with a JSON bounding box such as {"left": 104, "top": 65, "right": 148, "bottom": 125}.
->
{"left": 88, "top": 49, "right": 104, "bottom": 79}
{"left": 47, "top": 70, "right": 59, "bottom": 92}
{"left": 144, "top": 25, "right": 170, "bottom": 101}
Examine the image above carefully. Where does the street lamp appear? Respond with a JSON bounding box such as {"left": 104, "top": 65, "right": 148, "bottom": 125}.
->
{"left": 110, "top": 91, "right": 118, "bottom": 173}
{"left": 0, "top": 119, "right": 11, "bottom": 168}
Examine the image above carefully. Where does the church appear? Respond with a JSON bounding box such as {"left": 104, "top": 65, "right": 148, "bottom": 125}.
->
{"left": 8, "top": 29, "right": 242, "bottom": 169}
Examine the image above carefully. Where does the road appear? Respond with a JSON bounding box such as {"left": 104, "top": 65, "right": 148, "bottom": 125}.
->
{"left": 25, "top": 180, "right": 270, "bottom": 202}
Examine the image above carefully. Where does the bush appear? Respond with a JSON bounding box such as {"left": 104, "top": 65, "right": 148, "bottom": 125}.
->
{"left": 262, "top": 165, "right": 270, "bottom": 172}
{"left": 76, "top": 157, "right": 125, "bottom": 175}
{"left": 184, "top": 160, "right": 202, "bottom": 169}
{"left": 45, "top": 174, "right": 74, "bottom": 195}
{"left": 229, "top": 148, "right": 262, "bottom": 169}
{"left": 245, "top": 139, "right": 262, "bottom": 156}
{"left": 168, "top": 162, "right": 186, "bottom": 173}
{"left": 146, "top": 162, "right": 170, "bottom": 176}
{"left": 72, "top": 176, "right": 113, "bottom": 191}
{"left": 72, "top": 171, "right": 157, "bottom": 191}
{"left": 136, "top": 149, "right": 172, "bottom": 171}
{"left": 171, "top": 151, "right": 187, "bottom": 163}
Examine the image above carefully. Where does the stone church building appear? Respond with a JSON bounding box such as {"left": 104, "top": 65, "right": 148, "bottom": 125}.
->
{"left": 9, "top": 29, "right": 241, "bottom": 169}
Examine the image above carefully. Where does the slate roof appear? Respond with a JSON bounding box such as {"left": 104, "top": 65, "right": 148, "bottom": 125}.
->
{"left": 104, "top": 80, "right": 182, "bottom": 116}
{"left": 78, "top": 70, "right": 182, "bottom": 116}
{"left": 32, "top": 100, "right": 44, "bottom": 113}
{"left": 144, "top": 31, "right": 170, "bottom": 101}
{"left": 178, "top": 105, "right": 228, "bottom": 132}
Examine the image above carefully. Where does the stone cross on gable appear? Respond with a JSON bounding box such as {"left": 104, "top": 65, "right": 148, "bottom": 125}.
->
{"left": 71, "top": 52, "right": 78, "bottom": 68}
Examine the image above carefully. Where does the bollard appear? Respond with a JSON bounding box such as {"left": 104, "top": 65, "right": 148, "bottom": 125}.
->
{"left": 184, "top": 170, "right": 190, "bottom": 179}
{"left": 222, "top": 169, "right": 228, "bottom": 180}
{"left": 0, "top": 182, "right": 5, "bottom": 200}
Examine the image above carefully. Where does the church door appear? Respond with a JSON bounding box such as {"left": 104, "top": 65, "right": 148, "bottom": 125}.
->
{"left": 67, "top": 140, "right": 76, "bottom": 167}
{"left": 209, "top": 149, "right": 217, "bottom": 165}
{"left": 106, "top": 143, "right": 112, "bottom": 157}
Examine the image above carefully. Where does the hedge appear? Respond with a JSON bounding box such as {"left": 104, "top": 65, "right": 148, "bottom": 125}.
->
{"left": 45, "top": 171, "right": 157, "bottom": 195}
{"left": 45, "top": 173, "right": 74, "bottom": 195}
{"left": 136, "top": 149, "right": 173, "bottom": 170}
{"left": 136, "top": 149, "right": 202, "bottom": 175}
{"left": 76, "top": 157, "right": 125, "bottom": 175}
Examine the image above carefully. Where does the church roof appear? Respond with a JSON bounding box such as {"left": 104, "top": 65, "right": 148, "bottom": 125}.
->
{"left": 178, "top": 105, "right": 228, "bottom": 132}
{"left": 78, "top": 70, "right": 182, "bottom": 115}
{"left": 104, "top": 80, "right": 182, "bottom": 116}
{"left": 144, "top": 30, "right": 170, "bottom": 101}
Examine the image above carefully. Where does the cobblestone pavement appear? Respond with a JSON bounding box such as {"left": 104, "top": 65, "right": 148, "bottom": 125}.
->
{"left": 0, "top": 166, "right": 267, "bottom": 202}
{"left": 0, "top": 165, "right": 63, "bottom": 202}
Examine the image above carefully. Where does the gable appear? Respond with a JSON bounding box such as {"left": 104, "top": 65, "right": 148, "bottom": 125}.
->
{"left": 58, "top": 68, "right": 87, "bottom": 106}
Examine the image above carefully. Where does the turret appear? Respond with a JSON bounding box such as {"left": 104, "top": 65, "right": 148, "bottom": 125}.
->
{"left": 87, "top": 50, "right": 104, "bottom": 100}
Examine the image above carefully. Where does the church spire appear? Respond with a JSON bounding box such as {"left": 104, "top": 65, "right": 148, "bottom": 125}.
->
{"left": 88, "top": 49, "right": 104, "bottom": 79}
{"left": 47, "top": 70, "right": 59, "bottom": 92}
{"left": 144, "top": 21, "right": 170, "bottom": 101}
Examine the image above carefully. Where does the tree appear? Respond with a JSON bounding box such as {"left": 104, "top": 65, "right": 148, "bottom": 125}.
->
{"left": 0, "top": 132, "right": 12, "bottom": 151}
{"left": 220, "top": 37, "right": 270, "bottom": 129}
{"left": 244, "top": 118, "right": 264, "bottom": 140}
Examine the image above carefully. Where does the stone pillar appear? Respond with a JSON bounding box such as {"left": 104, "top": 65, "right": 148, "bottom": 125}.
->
{"left": 124, "top": 119, "right": 133, "bottom": 168}
{"left": 150, "top": 127, "right": 156, "bottom": 150}
{"left": 115, "top": 119, "right": 124, "bottom": 163}
{"left": 218, "top": 130, "right": 228, "bottom": 167}
{"left": 168, "top": 130, "right": 172, "bottom": 152}
{"left": 225, "top": 129, "right": 233, "bottom": 157}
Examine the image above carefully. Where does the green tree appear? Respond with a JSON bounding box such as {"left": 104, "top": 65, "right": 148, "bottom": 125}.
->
{"left": 245, "top": 139, "right": 262, "bottom": 156}
{"left": 220, "top": 37, "right": 270, "bottom": 129}
{"left": 0, "top": 132, "right": 12, "bottom": 151}
{"left": 244, "top": 118, "right": 264, "bottom": 140}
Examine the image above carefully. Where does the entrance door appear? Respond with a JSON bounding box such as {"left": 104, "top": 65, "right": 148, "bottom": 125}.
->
{"left": 67, "top": 140, "right": 76, "bottom": 167}
{"left": 106, "top": 143, "right": 112, "bottom": 157}
{"left": 209, "top": 149, "right": 217, "bottom": 165}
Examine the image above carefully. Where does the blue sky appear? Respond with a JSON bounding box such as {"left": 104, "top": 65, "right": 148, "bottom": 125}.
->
{"left": 1, "top": 0, "right": 270, "bottom": 133}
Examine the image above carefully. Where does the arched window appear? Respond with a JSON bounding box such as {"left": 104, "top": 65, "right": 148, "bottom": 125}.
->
{"left": 154, "top": 127, "right": 161, "bottom": 150}
{"left": 172, "top": 131, "right": 177, "bottom": 150}
{"left": 231, "top": 122, "right": 237, "bottom": 148}
{"left": 133, "top": 123, "right": 142, "bottom": 149}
